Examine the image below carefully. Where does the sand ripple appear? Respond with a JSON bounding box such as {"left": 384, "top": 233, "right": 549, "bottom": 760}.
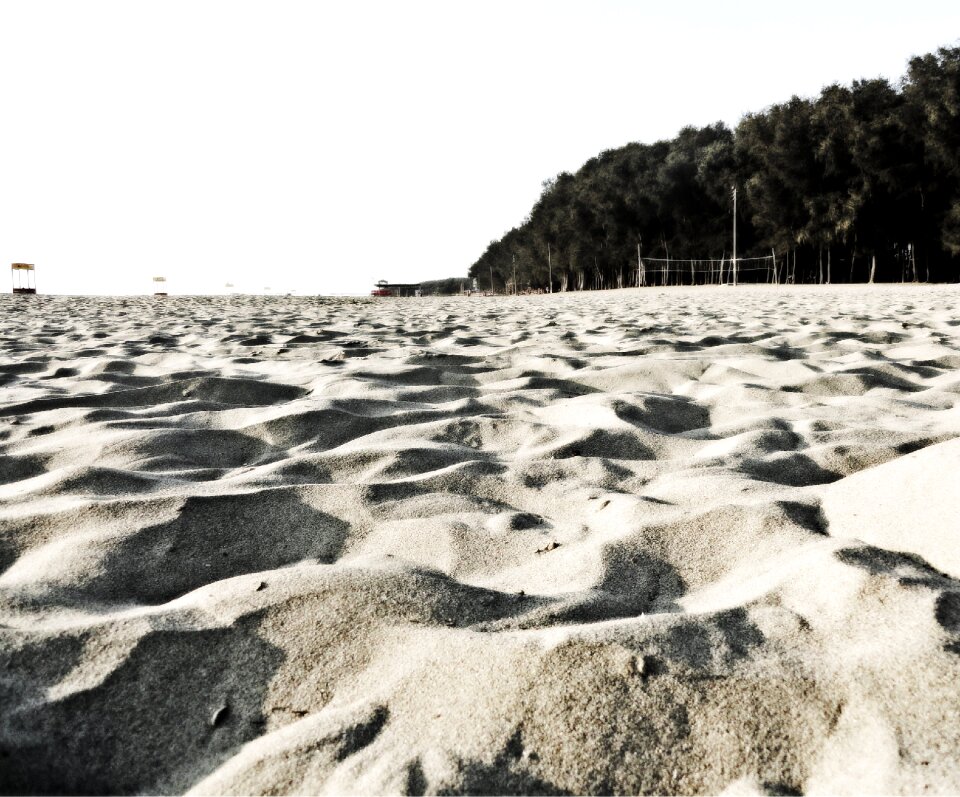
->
{"left": 2, "top": 285, "right": 960, "bottom": 794}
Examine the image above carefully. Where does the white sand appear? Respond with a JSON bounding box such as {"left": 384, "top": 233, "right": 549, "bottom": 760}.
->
{"left": 1, "top": 283, "right": 959, "bottom": 794}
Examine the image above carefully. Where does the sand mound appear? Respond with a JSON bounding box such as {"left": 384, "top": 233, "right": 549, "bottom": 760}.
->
{"left": 820, "top": 436, "right": 960, "bottom": 579}
{"left": 2, "top": 285, "right": 960, "bottom": 795}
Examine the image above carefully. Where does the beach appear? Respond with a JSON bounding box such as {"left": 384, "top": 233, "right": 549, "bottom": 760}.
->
{"left": 2, "top": 283, "right": 960, "bottom": 794}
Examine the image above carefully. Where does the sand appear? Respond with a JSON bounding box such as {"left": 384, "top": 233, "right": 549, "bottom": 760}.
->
{"left": 1, "top": 283, "right": 959, "bottom": 795}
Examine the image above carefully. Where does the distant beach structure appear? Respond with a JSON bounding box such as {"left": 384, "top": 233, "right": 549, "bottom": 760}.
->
{"left": 371, "top": 279, "right": 422, "bottom": 297}
{"left": 11, "top": 263, "right": 36, "bottom": 295}
{"left": 152, "top": 276, "right": 168, "bottom": 297}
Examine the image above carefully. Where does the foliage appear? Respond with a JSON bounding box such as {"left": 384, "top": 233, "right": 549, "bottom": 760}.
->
{"left": 468, "top": 45, "right": 960, "bottom": 289}
{"left": 419, "top": 277, "right": 471, "bottom": 295}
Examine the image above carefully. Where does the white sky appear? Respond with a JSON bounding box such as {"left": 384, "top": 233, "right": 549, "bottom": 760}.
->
{"left": 2, "top": 1, "right": 959, "bottom": 296}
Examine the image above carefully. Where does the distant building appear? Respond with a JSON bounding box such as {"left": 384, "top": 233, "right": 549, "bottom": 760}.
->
{"left": 371, "top": 279, "right": 421, "bottom": 297}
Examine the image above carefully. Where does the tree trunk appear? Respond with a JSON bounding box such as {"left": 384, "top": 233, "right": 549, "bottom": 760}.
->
{"left": 662, "top": 235, "right": 670, "bottom": 287}
{"left": 547, "top": 243, "right": 552, "bottom": 293}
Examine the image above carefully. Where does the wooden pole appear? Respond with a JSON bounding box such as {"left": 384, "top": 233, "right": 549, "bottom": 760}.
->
{"left": 732, "top": 186, "right": 738, "bottom": 286}
{"left": 661, "top": 235, "right": 670, "bottom": 286}
{"left": 547, "top": 243, "right": 552, "bottom": 293}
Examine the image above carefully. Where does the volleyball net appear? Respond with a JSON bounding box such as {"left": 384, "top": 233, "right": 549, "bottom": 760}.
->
{"left": 635, "top": 254, "right": 780, "bottom": 286}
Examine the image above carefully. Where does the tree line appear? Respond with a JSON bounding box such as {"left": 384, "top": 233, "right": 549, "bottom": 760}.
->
{"left": 468, "top": 45, "right": 960, "bottom": 291}
{"left": 418, "top": 277, "right": 471, "bottom": 296}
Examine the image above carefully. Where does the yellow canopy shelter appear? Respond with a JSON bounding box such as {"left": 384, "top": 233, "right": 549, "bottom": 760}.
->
{"left": 11, "top": 263, "right": 36, "bottom": 294}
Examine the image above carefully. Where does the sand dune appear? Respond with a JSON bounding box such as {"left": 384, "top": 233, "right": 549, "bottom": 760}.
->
{"left": 1, "top": 284, "right": 960, "bottom": 794}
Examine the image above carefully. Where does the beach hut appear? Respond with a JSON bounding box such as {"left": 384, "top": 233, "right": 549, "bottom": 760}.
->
{"left": 11, "top": 263, "right": 36, "bottom": 294}
{"left": 153, "top": 276, "right": 168, "bottom": 296}
{"left": 370, "top": 279, "right": 422, "bottom": 297}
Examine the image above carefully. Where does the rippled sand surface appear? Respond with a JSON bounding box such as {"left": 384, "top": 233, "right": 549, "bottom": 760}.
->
{"left": 2, "top": 284, "right": 960, "bottom": 794}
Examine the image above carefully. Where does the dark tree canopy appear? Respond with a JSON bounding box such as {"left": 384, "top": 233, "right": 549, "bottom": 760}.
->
{"left": 418, "top": 277, "right": 472, "bottom": 295}
{"left": 468, "top": 45, "right": 960, "bottom": 290}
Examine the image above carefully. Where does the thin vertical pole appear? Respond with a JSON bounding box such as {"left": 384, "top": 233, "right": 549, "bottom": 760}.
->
{"left": 548, "top": 243, "right": 552, "bottom": 293}
{"left": 732, "top": 186, "right": 738, "bottom": 286}
{"left": 512, "top": 254, "right": 517, "bottom": 294}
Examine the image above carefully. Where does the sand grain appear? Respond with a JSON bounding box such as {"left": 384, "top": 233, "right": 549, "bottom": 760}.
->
{"left": 1, "top": 285, "right": 960, "bottom": 794}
